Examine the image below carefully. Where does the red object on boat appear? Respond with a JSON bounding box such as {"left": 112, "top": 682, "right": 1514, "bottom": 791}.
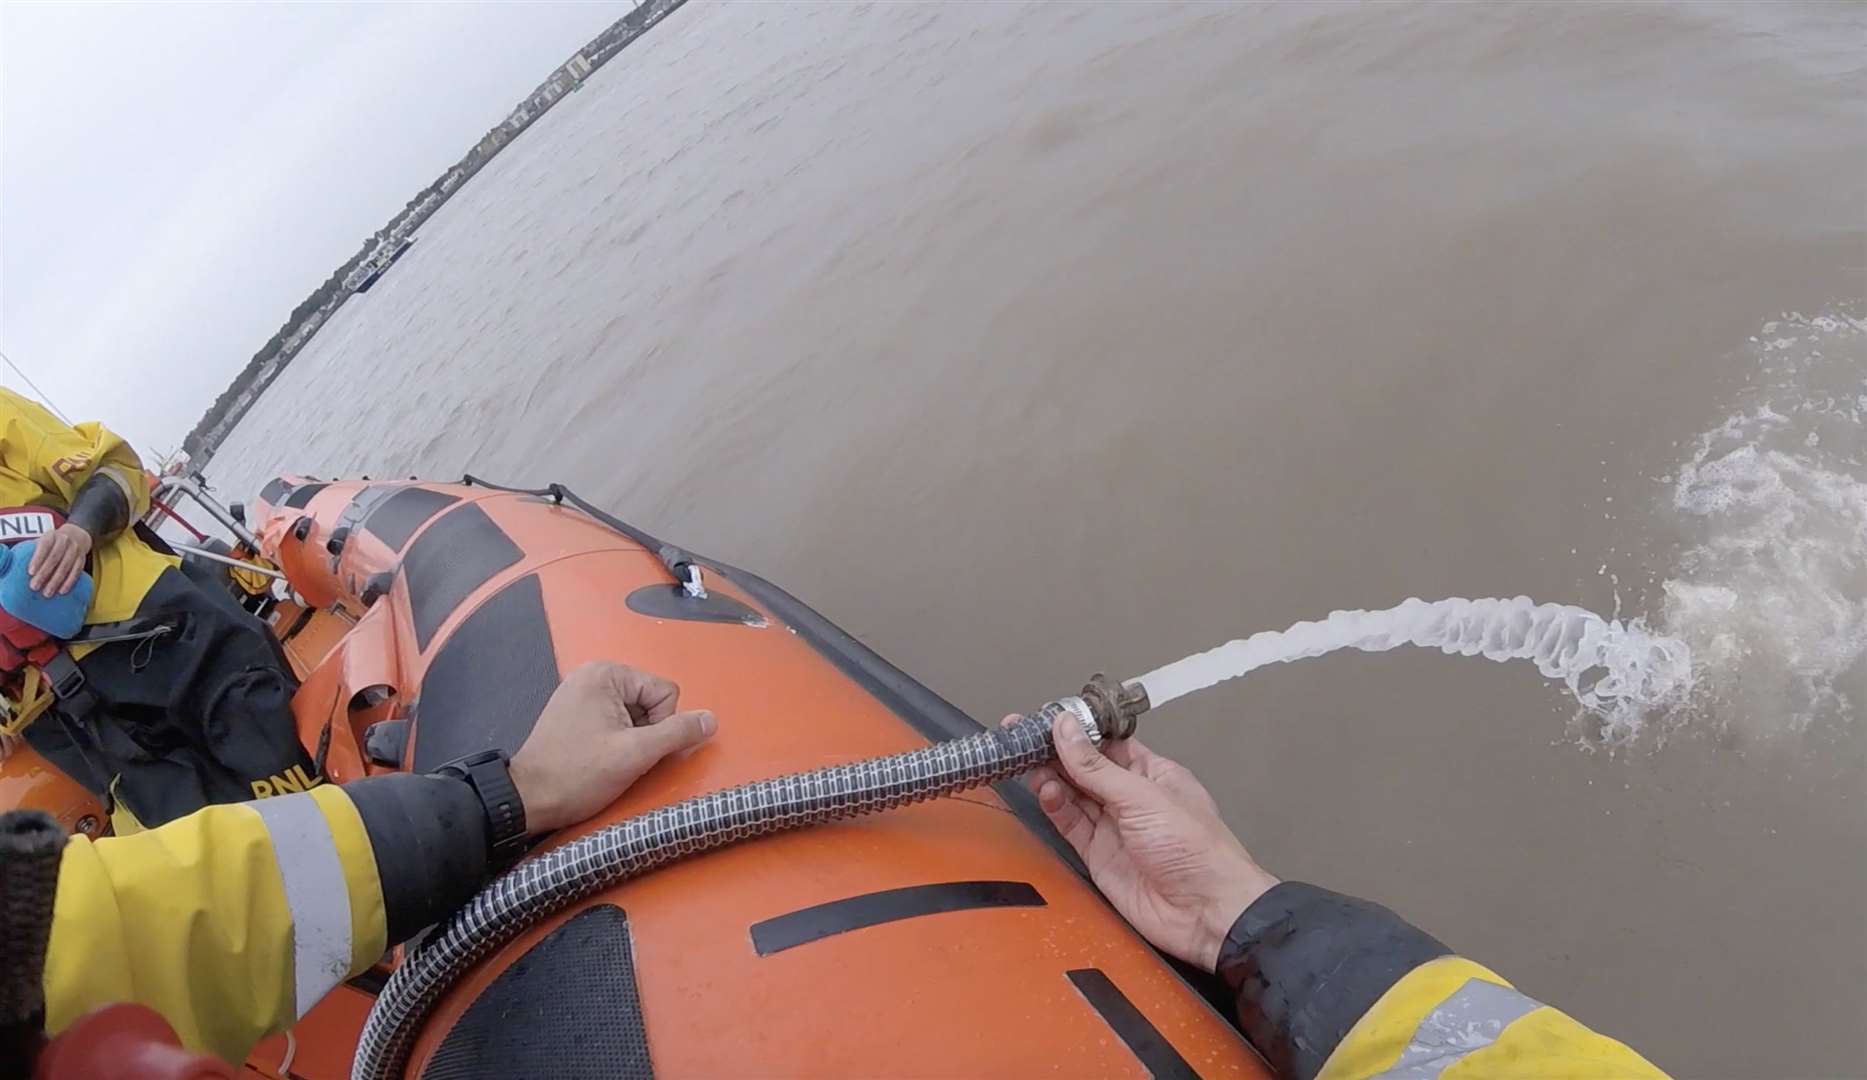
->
{"left": 33, "top": 1003, "right": 237, "bottom": 1080}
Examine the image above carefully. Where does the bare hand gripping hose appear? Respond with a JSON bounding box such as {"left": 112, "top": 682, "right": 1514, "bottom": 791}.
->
{"left": 352, "top": 683, "right": 1148, "bottom": 1080}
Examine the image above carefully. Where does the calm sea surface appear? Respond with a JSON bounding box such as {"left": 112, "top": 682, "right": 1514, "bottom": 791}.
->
{"left": 214, "top": 5, "right": 1867, "bottom": 1074}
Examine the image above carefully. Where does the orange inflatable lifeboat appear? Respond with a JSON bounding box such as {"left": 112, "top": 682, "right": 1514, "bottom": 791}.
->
{"left": 53, "top": 474, "right": 1274, "bottom": 1078}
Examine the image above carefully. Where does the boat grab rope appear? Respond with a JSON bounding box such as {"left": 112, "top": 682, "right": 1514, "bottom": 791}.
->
{"left": 460, "top": 475, "right": 703, "bottom": 592}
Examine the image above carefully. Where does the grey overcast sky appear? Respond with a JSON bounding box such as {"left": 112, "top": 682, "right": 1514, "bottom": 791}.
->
{"left": 0, "top": 0, "right": 630, "bottom": 457}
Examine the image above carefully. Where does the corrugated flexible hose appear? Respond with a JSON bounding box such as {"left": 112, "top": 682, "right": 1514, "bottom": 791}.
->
{"left": 352, "top": 706, "right": 1083, "bottom": 1080}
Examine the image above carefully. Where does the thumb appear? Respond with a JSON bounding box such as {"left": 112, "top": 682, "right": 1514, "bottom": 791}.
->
{"left": 629, "top": 708, "right": 717, "bottom": 762}
{"left": 1050, "top": 710, "right": 1152, "bottom": 809}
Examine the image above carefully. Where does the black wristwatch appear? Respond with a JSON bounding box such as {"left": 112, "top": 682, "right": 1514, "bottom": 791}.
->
{"left": 433, "top": 749, "right": 528, "bottom": 869}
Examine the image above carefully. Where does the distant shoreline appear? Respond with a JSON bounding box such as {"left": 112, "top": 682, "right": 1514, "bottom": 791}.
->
{"left": 183, "top": 0, "right": 687, "bottom": 462}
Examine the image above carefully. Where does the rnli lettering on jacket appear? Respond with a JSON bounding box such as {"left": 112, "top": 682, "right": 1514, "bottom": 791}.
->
{"left": 0, "top": 507, "right": 61, "bottom": 545}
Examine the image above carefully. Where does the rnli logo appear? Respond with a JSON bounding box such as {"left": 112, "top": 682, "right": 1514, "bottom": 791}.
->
{"left": 49, "top": 454, "right": 94, "bottom": 482}
{"left": 0, "top": 510, "right": 57, "bottom": 545}
{"left": 250, "top": 765, "right": 323, "bottom": 798}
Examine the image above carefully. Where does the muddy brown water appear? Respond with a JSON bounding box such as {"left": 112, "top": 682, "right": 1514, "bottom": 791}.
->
{"left": 209, "top": 4, "right": 1866, "bottom": 1076}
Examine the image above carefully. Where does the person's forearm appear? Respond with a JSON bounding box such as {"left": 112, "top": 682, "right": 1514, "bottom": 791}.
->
{"left": 1215, "top": 883, "right": 1670, "bottom": 1080}
{"left": 45, "top": 786, "right": 401, "bottom": 1061}
{"left": 344, "top": 774, "right": 490, "bottom": 943}
{"left": 64, "top": 472, "right": 132, "bottom": 542}
{"left": 1216, "top": 882, "right": 1449, "bottom": 1080}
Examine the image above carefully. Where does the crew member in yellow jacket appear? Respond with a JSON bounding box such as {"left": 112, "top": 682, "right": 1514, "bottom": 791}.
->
{"left": 0, "top": 388, "right": 315, "bottom": 830}
{"left": 15, "top": 661, "right": 719, "bottom": 1068}
{"left": 4, "top": 656, "right": 1665, "bottom": 1077}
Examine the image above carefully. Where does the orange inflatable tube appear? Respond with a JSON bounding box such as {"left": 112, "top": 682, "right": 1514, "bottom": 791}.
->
{"left": 166, "top": 476, "right": 1275, "bottom": 1077}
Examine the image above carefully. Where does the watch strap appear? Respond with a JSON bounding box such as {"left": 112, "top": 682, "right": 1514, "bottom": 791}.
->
{"left": 435, "top": 750, "right": 528, "bottom": 868}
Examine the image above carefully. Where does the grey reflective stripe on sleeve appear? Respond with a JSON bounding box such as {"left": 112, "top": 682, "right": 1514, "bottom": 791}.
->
{"left": 249, "top": 793, "right": 355, "bottom": 1017}
{"left": 1372, "top": 978, "right": 1542, "bottom": 1080}
{"left": 98, "top": 465, "right": 136, "bottom": 500}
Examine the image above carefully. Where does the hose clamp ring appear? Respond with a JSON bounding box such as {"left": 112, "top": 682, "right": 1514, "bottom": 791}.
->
{"left": 1051, "top": 695, "right": 1101, "bottom": 745}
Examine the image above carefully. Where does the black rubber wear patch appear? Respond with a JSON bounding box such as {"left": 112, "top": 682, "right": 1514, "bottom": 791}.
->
{"left": 1066, "top": 969, "right": 1199, "bottom": 1079}
{"left": 282, "top": 481, "right": 327, "bottom": 509}
{"left": 363, "top": 486, "right": 461, "bottom": 553}
{"left": 751, "top": 880, "right": 1046, "bottom": 956}
{"left": 420, "top": 905, "right": 652, "bottom": 1080}
{"left": 400, "top": 501, "right": 523, "bottom": 651}
{"left": 411, "top": 573, "right": 560, "bottom": 771}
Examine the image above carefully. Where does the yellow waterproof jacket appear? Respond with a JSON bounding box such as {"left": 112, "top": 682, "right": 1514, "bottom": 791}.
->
{"left": 0, "top": 388, "right": 176, "bottom": 627}
{"left": 39, "top": 772, "right": 491, "bottom": 1063}
{"left": 32, "top": 784, "right": 1668, "bottom": 1076}
{"left": 1219, "top": 882, "right": 1667, "bottom": 1080}
{"left": 1316, "top": 956, "right": 1663, "bottom": 1080}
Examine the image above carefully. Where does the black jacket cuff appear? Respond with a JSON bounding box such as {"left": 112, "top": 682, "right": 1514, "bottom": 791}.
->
{"left": 66, "top": 474, "right": 131, "bottom": 541}
{"left": 344, "top": 773, "right": 490, "bottom": 944}
{"left": 1216, "top": 882, "right": 1450, "bottom": 1080}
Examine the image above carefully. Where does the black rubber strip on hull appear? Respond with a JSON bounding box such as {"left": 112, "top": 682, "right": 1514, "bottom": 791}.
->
{"left": 283, "top": 481, "right": 328, "bottom": 509}
{"left": 1067, "top": 968, "right": 1201, "bottom": 1079}
{"left": 750, "top": 880, "right": 1045, "bottom": 956}
{"left": 400, "top": 502, "right": 523, "bottom": 651}
{"left": 411, "top": 573, "right": 561, "bottom": 771}
{"left": 363, "top": 486, "right": 461, "bottom": 553}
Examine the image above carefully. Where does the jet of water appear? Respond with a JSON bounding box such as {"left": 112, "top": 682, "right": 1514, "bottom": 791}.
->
{"left": 1135, "top": 596, "right": 1693, "bottom": 742}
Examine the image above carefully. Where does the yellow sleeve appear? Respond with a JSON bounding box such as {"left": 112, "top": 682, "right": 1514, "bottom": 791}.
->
{"left": 41, "top": 785, "right": 388, "bottom": 1063}
{"left": 1317, "top": 956, "right": 1669, "bottom": 1080}
{"left": 0, "top": 387, "right": 151, "bottom": 516}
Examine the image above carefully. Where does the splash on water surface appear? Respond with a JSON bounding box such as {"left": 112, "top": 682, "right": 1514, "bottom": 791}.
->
{"left": 1658, "top": 308, "right": 1867, "bottom": 733}
{"left": 1136, "top": 596, "right": 1692, "bottom": 744}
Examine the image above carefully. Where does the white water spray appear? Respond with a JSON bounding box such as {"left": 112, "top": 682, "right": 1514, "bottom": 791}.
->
{"left": 1136, "top": 596, "right": 1692, "bottom": 743}
{"left": 1656, "top": 309, "right": 1866, "bottom": 733}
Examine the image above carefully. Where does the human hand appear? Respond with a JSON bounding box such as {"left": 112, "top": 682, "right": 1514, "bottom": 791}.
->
{"left": 509, "top": 661, "right": 717, "bottom": 835}
{"left": 28, "top": 525, "right": 93, "bottom": 598}
{"left": 1018, "top": 710, "right": 1279, "bottom": 972}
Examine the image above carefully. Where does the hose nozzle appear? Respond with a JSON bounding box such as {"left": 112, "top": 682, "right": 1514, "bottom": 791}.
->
{"left": 1076, "top": 673, "right": 1151, "bottom": 742}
